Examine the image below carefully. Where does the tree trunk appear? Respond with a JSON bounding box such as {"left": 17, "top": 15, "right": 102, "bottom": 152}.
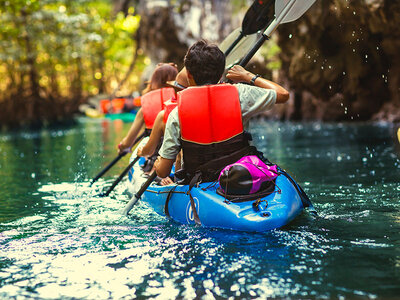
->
{"left": 21, "top": 8, "right": 40, "bottom": 100}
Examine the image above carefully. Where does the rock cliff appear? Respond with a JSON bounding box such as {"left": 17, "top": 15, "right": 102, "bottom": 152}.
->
{"left": 134, "top": 0, "right": 399, "bottom": 122}
{"left": 275, "top": 0, "right": 400, "bottom": 122}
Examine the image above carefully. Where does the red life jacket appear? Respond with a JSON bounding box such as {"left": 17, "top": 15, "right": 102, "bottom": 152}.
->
{"left": 177, "top": 84, "right": 252, "bottom": 181}
{"left": 178, "top": 84, "right": 243, "bottom": 144}
{"left": 141, "top": 87, "right": 176, "bottom": 129}
{"left": 163, "top": 97, "right": 178, "bottom": 124}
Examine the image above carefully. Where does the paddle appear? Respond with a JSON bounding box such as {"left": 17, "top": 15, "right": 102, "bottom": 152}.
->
{"left": 122, "top": 171, "right": 157, "bottom": 216}
{"left": 90, "top": 131, "right": 146, "bottom": 186}
{"left": 220, "top": 28, "right": 260, "bottom": 69}
{"left": 223, "top": 0, "right": 274, "bottom": 57}
{"left": 102, "top": 156, "right": 141, "bottom": 197}
{"left": 239, "top": 0, "right": 316, "bottom": 67}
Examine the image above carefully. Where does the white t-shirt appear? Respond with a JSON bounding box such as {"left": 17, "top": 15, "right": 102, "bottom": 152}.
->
{"left": 159, "top": 83, "right": 277, "bottom": 160}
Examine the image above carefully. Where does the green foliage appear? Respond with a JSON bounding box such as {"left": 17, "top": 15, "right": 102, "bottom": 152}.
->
{"left": 260, "top": 38, "right": 282, "bottom": 70}
{"left": 0, "top": 0, "right": 144, "bottom": 102}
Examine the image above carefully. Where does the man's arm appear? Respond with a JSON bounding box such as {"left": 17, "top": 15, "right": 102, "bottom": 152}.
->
{"left": 118, "top": 108, "right": 145, "bottom": 154}
{"left": 154, "top": 157, "right": 175, "bottom": 178}
{"left": 137, "top": 111, "right": 164, "bottom": 157}
{"left": 226, "top": 65, "right": 289, "bottom": 103}
{"left": 155, "top": 108, "right": 182, "bottom": 178}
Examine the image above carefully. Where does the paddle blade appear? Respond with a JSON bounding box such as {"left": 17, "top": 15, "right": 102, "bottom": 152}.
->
{"left": 122, "top": 195, "right": 140, "bottom": 216}
{"left": 242, "top": 0, "right": 274, "bottom": 35}
{"left": 220, "top": 28, "right": 259, "bottom": 69}
{"left": 219, "top": 27, "right": 241, "bottom": 52}
{"left": 275, "top": 0, "right": 316, "bottom": 24}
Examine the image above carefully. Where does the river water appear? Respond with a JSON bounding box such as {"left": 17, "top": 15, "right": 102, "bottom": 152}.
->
{"left": 0, "top": 118, "right": 399, "bottom": 299}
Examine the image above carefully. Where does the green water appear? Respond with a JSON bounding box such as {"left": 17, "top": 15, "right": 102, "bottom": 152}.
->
{"left": 1, "top": 118, "right": 399, "bottom": 298}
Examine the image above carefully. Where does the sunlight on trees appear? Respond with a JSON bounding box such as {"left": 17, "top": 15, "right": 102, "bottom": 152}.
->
{"left": 0, "top": 0, "right": 146, "bottom": 105}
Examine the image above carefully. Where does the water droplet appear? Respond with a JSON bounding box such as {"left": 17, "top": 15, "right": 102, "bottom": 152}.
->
{"left": 31, "top": 173, "right": 36, "bottom": 178}
{"left": 66, "top": 145, "right": 71, "bottom": 151}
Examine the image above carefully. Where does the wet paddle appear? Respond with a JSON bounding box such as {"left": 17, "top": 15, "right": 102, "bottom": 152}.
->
{"left": 239, "top": 0, "right": 316, "bottom": 67}
{"left": 122, "top": 171, "right": 157, "bottom": 216}
{"left": 90, "top": 153, "right": 126, "bottom": 186}
{"left": 223, "top": 0, "right": 274, "bottom": 57}
{"left": 101, "top": 156, "right": 141, "bottom": 197}
{"left": 90, "top": 131, "right": 146, "bottom": 186}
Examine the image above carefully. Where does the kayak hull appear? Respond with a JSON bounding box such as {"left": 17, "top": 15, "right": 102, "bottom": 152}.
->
{"left": 128, "top": 153, "right": 304, "bottom": 232}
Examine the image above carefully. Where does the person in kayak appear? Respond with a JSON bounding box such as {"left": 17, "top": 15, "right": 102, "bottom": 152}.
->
{"left": 117, "top": 63, "right": 178, "bottom": 154}
{"left": 137, "top": 67, "right": 188, "bottom": 158}
{"left": 155, "top": 40, "right": 289, "bottom": 183}
{"left": 136, "top": 68, "right": 188, "bottom": 185}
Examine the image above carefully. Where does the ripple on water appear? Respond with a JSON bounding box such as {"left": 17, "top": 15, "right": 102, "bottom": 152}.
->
{"left": 1, "top": 121, "right": 400, "bottom": 298}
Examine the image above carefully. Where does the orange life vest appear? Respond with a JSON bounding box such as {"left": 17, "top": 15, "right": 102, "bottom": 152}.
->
{"left": 100, "top": 98, "right": 126, "bottom": 114}
{"left": 177, "top": 84, "right": 252, "bottom": 182}
{"left": 141, "top": 87, "right": 176, "bottom": 129}
{"left": 163, "top": 98, "right": 178, "bottom": 124}
{"left": 178, "top": 84, "right": 244, "bottom": 144}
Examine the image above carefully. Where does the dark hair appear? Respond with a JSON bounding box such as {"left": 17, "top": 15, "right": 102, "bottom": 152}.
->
{"left": 184, "top": 40, "right": 225, "bottom": 85}
{"left": 143, "top": 64, "right": 178, "bottom": 94}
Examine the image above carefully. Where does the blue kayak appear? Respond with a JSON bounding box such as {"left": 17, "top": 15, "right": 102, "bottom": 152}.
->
{"left": 127, "top": 154, "right": 306, "bottom": 232}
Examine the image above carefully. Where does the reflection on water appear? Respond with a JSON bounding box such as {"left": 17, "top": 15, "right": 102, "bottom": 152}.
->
{"left": 0, "top": 119, "right": 399, "bottom": 298}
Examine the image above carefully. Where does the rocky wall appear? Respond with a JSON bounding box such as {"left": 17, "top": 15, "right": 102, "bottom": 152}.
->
{"left": 275, "top": 0, "right": 400, "bottom": 122}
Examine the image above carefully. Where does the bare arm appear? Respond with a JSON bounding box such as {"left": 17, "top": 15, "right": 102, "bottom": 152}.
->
{"left": 137, "top": 111, "right": 165, "bottom": 157}
{"left": 226, "top": 65, "right": 289, "bottom": 104}
{"left": 155, "top": 156, "right": 175, "bottom": 178}
{"left": 118, "top": 108, "right": 145, "bottom": 154}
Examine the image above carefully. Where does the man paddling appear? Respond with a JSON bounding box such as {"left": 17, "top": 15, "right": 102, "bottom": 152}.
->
{"left": 155, "top": 40, "right": 289, "bottom": 183}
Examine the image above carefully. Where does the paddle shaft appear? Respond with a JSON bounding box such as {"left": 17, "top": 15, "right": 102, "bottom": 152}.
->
{"left": 224, "top": 32, "right": 244, "bottom": 57}
{"left": 239, "top": 0, "right": 313, "bottom": 67}
{"left": 90, "top": 131, "right": 146, "bottom": 186}
{"left": 221, "top": 0, "right": 274, "bottom": 61}
{"left": 90, "top": 153, "right": 126, "bottom": 186}
{"left": 122, "top": 171, "right": 157, "bottom": 216}
{"left": 103, "top": 156, "right": 141, "bottom": 197}
{"left": 239, "top": 34, "right": 269, "bottom": 67}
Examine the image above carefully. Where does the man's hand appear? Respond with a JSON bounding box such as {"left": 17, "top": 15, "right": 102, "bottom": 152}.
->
{"left": 137, "top": 146, "right": 144, "bottom": 157}
{"left": 117, "top": 138, "right": 131, "bottom": 155}
{"left": 226, "top": 65, "right": 253, "bottom": 83}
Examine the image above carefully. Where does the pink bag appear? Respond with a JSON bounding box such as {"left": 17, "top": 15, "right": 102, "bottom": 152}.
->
{"left": 218, "top": 155, "right": 278, "bottom": 195}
